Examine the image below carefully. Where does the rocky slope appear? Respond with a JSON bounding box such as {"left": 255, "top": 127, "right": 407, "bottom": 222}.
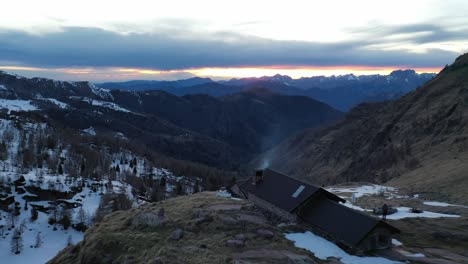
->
{"left": 48, "top": 192, "right": 320, "bottom": 264}
{"left": 260, "top": 53, "right": 468, "bottom": 203}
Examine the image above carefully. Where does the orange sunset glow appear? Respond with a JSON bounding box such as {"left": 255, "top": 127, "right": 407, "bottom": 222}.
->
{"left": 184, "top": 66, "right": 442, "bottom": 79}
{"left": 0, "top": 65, "right": 443, "bottom": 81}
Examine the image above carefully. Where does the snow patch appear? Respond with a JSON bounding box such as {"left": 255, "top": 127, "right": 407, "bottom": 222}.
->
{"left": 423, "top": 201, "right": 467, "bottom": 208}
{"left": 42, "top": 98, "right": 70, "bottom": 109}
{"left": 285, "top": 231, "right": 401, "bottom": 264}
{"left": 81, "top": 127, "right": 96, "bottom": 136}
{"left": 327, "top": 184, "right": 408, "bottom": 199}
{"left": 216, "top": 190, "right": 232, "bottom": 198}
{"left": 89, "top": 83, "right": 113, "bottom": 100}
{"left": 0, "top": 99, "right": 38, "bottom": 113}
{"left": 392, "top": 239, "right": 403, "bottom": 246}
{"left": 342, "top": 201, "right": 371, "bottom": 212}
{"left": 404, "top": 253, "right": 425, "bottom": 258}
{"left": 386, "top": 207, "right": 460, "bottom": 220}
{"left": 82, "top": 98, "right": 131, "bottom": 113}
{"left": 0, "top": 84, "right": 7, "bottom": 90}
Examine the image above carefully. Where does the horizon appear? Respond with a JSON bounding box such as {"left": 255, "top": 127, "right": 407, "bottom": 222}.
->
{"left": 1, "top": 0, "right": 466, "bottom": 81}
{"left": 1, "top": 66, "right": 440, "bottom": 83}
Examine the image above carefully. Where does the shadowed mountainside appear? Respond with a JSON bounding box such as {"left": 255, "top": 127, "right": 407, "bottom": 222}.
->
{"left": 258, "top": 53, "right": 468, "bottom": 203}
{"left": 0, "top": 72, "right": 341, "bottom": 170}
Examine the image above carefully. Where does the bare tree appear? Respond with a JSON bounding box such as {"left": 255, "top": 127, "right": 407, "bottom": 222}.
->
{"left": 31, "top": 206, "right": 39, "bottom": 221}
{"left": 67, "top": 234, "right": 73, "bottom": 246}
{"left": 8, "top": 209, "right": 17, "bottom": 228}
{"left": 34, "top": 232, "right": 42, "bottom": 248}
{"left": 59, "top": 207, "right": 72, "bottom": 230}
{"left": 19, "top": 220, "right": 26, "bottom": 233}
{"left": 10, "top": 229, "right": 23, "bottom": 254}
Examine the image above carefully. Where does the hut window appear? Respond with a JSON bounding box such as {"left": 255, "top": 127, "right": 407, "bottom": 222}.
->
{"left": 378, "top": 234, "right": 388, "bottom": 245}
{"left": 292, "top": 185, "right": 305, "bottom": 198}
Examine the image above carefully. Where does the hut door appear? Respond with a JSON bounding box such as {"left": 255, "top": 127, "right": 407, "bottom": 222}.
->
{"left": 370, "top": 235, "right": 378, "bottom": 251}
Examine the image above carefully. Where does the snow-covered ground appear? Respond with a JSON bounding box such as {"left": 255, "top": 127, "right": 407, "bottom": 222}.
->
{"left": 215, "top": 190, "right": 242, "bottom": 201}
{"left": 285, "top": 231, "right": 401, "bottom": 264}
{"left": 385, "top": 207, "right": 460, "bottom": 220}
{"left": 0, "top": 115, "right": 200, "bottom": 263}
{"left": 423, "top": 201, "right": 467, "bottom": 208}
{"left": 42, "top": 98, "right": 70, "bottom": 109}
{"left": 81, "top": 126, "right": 96, "bottom": 136}
{"left": 404, "top": 252, "right": 425, "bottom": 258}
{"left": 342, "top": 200, "right": 371, "bottom": 212}
{"left": 0, "top": 210, "right": 84, "bottom": 264}
{"left": 80, "top": 97, "right": 131, "bottom": 113}
{"left": 392, "top": 239, "right": 403, "bottom": 246}
{"left": 0, "top": 169, "right": 135, "bottom": 263}
{"left": 89, "top": 84, "right": 114, "bottom": 100}
{"left": 327, "top": 184, "right": 461, "bottom": 220}
{"left": 327, "top": 184, "right": 403, "bottom": 199}
{"left": 110, "top": 153, "right": 202, "bottom": 196}
{"left": 0, "top": 99, "right": 38, "bottom": 114}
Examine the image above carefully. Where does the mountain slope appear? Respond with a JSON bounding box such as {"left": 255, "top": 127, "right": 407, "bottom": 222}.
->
{"left": 0, "top": 71, "right": 341, "bottom": 170}
{"left": 0, "top": 110, "right": 206, "bottom": 263}
{"left": 259, "top": 54, "right": 468, "bottom": 203}
{"left": 98, "top": 77, "right": 214, "bottom": 92}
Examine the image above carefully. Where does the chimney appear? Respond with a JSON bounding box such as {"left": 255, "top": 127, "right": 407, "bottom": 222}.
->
{"left": 252, "top": 169, "right": 264, "bottom": 185}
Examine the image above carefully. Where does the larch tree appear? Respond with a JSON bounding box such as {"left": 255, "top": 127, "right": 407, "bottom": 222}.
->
{"left": 10, "top": 228, "right": 23, "bottom": 254}
{"left": 34, "top": 232, "right": 42, "bottom": 248}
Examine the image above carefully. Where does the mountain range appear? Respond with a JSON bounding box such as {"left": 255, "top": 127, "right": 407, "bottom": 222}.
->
{"left": 99, "top": 70, "right": 435, "bottom": 111}
{"left": 0, "top": 72, "right": 341, "bottom": 171}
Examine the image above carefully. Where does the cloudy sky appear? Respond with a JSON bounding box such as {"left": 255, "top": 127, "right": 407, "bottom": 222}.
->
{"left": 0, "top": 0, "right": 467, "bottom": 81}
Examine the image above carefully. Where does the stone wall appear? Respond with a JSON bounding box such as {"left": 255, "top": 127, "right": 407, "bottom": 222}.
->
{"left": 358, "top": 227, "right": 393, "bottom": 252}
{"left": 247, "top": 192, "right": 297, "bottom": 222}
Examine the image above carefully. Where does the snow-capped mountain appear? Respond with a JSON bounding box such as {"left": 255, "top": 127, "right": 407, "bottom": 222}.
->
{"left": 100, "top": 70, "right": 436, "bottom": 111}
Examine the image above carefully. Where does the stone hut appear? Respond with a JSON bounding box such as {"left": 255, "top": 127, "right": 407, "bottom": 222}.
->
{"left": 233, "top": 169, "right": 399, "bottom": 252}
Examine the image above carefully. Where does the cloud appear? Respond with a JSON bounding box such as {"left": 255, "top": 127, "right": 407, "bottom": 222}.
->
{"left": 0, "top": 26, "right": 463, "bottom": 71}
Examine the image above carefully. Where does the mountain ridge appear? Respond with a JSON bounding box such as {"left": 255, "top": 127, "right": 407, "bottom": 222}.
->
{"left": 98, "top": 70, "right": 436, "bottom": 111}
{"left": 0, "top": 71, "right": 341, "bottom": 171}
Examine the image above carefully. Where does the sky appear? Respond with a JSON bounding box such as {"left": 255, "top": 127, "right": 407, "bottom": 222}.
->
{"left": 0, "top": 0, "right": 467, "bottom": 81}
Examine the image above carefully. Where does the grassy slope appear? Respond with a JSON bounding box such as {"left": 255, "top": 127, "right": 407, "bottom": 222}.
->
{"left": 48, "top": 192, "right": 320, "bottom": 264}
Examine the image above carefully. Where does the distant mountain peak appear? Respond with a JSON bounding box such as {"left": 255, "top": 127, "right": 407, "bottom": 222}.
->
{"left": 389, "top": 69, "right": 417, "bottom": 77}
{"left": 261, "top": 74, "right": 293, "bottom": 82}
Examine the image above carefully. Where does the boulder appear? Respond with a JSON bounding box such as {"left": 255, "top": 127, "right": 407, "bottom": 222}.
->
{"left": 218, "top": 215, "right": 239, "bottom": 225}
{"left": 226, "top": 239, "right": 245, "bottom": 248}
{"left": 234, "top": 234, "right": 249, "bottom": 242}
{"left": 152, "top": 257, "right": 164, "bottom": 264}
{"left": 157, "top": 208, "right": 165, "bottom": 218}
{"left": 170, "top": 229, "right": 184, "bottom": 241}
{"left": 256, "top": 229, "right": 275, "bottom": 239}
{"left": 131, "top": 212, "right": 164, "bottom": 227}
{"left": 193, "top": 216, "right": 213, "bottom": 225}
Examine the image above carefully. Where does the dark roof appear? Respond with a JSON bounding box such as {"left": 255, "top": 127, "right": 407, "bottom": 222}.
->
{"left": 300, "top": 197, "right": 400, "bottom": 248}
{"left": 240, "top": 169, "right": 344, "bottom": 212}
